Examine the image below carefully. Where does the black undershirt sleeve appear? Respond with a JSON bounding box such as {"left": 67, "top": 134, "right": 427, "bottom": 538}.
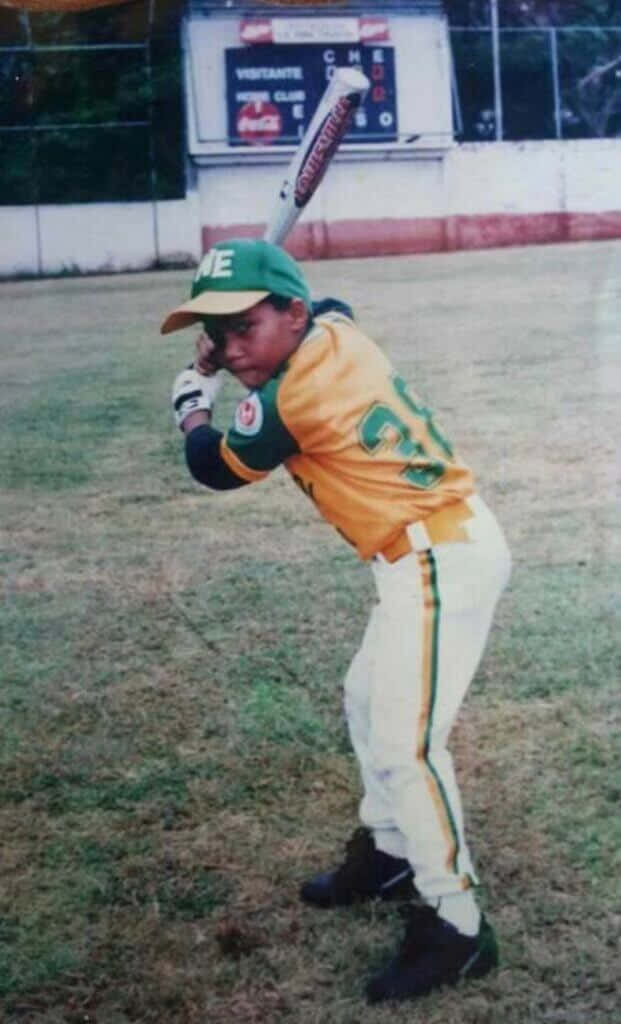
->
{"left": 184, "top": 423, "right": 248, "bottom": 491}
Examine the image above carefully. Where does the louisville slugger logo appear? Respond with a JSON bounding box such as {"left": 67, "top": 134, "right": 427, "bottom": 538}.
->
{"left": 294, "top": 94, "right": 358, "bottom": 207}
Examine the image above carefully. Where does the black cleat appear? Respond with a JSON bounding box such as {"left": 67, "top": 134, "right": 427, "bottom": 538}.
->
{"left": 366, "top": 904, "right": 499, "bottom": 1004}
{"left": 300, "top": 827, "right": 415, "bottom": 908}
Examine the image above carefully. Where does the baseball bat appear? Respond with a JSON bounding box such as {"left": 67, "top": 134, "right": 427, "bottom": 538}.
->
{"left": 263, "top": 67, "right": 370, "bottom": 246}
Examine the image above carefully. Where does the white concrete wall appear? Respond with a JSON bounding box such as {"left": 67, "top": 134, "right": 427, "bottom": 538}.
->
{"left": 196, "top": 152, "right": 446, "bottom": 231}
{"left": 3, "top": 139, "right": 621, "bottom": 277}
{"left": 444, "top": 140, "right": 621, "bottom": 216}
{"left": 197, "top": 137, "right": 621, "bottom": 258}
{"left": 197, "top": 138, "right": 621, "bottom": 233}
{"left": 564, "top": 139, "right": 621, "bottom": 212}
{"left": 0, "top": 192, "right": 201, "bottom": 277}
{"left": 2, "top": 206, "right": 39, "bottom": 277}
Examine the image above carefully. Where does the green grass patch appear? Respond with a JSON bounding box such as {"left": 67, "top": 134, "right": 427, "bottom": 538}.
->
{"left": 1, "top": 244, "right": 620, "bottom": 1022}
{"left": 480, "top": 564, "right": 620, "bottom": 700}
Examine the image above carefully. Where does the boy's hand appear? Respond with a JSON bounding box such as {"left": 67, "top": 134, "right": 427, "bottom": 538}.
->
{"left": 171, "top": 366, "right": 224, "bottom": 430}
{"left": 194, "top": 331, "right": 223, "bottom": 376}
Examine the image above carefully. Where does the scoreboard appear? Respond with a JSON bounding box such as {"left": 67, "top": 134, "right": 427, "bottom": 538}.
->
{"left": 225, "top": 44, "right": 398, "bottom": 147}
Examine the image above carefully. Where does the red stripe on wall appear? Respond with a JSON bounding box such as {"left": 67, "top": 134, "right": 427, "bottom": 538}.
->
{"left": 567, "top": 211, "right": 621, "bottom": 242}
{"left": 445, "top": 212, "right": 569, "bottom": 250}
{"left": 202, "top": 210, "right": 621, "bottom": 260}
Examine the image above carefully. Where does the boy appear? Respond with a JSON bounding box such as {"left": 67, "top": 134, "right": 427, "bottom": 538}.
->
{"left": 161, "top": 238, "right": 511, "bottom": 1004}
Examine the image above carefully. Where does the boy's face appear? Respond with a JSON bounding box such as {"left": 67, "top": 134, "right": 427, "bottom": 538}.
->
{"left": 203, "top": 297, "right": 308, "bottom": 390}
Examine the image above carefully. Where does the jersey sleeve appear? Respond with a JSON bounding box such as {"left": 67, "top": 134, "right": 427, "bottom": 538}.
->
{"left": 184, "top": 423, "right": 248, "bottom": 491}
{"left": 219, "top": 375, "right": 300, "bottom": 483}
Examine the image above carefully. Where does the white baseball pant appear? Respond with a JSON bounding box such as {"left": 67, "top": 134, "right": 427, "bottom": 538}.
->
{"left": 344, "top": 495, "right": 511, "bottom": 902}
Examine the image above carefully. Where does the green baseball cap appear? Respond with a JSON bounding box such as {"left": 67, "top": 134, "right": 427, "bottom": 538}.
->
{"left": 160, "top": 238, "right": 312, "bottom": 334}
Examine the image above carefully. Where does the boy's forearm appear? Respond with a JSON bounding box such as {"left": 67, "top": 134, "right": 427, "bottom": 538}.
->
{"left": 183, "top": 422, "right": 247, "bottom": 491}
{"left": 181, "top": 409, "right": 211, "bottom": 434}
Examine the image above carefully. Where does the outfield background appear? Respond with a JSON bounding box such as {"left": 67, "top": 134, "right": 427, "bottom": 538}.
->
{"left": 1, "top": 240, "right": 619, "bottom": 1022}
{"left": 1, "top": 2, "right": 620, "bottom": 1019}
{"left": 3, "top": 0, "right": 621, "bottom": 275}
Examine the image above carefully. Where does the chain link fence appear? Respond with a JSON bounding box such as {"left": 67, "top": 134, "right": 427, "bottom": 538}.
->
{"left": 451, "top": 25, "right": 621, "bottom": 141}
{"left": 0, "top": 0, "right": 184, "bottom": 206}
{"left": 1, "top": 7, "right": 620, "bottom": 211}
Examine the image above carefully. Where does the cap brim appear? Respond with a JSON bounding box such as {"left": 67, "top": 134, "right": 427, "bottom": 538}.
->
{"left": 160, "top": 290, "right": 270, "bottom": 335}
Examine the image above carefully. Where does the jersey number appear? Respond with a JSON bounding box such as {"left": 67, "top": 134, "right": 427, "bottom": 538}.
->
{"left": 357, "top": 375, "right": 453, "bottom": 490}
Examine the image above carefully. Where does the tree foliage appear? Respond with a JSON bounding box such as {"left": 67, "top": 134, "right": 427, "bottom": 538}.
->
{"left": 0, "top": 0, "right": 184, "bottom": 205}
{"left": 445, "top": 1, "right": 621, "bottom": 26}
{"left": 1, "top": 1, "right": 620, "bottom": 205}
{"left": 447, "top": 0, "right": 621, "bottom": 139}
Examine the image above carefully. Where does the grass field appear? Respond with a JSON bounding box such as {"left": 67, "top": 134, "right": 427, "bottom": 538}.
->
{"left": 1, "top": 240, "right": 620, "bottom": 1024}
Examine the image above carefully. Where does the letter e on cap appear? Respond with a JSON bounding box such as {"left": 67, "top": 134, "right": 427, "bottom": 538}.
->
{"left": 212, "top": 249, "right": 234, "bottom": 278}
{"left": 195, "top": 248, "right": 234, "bottom": 281}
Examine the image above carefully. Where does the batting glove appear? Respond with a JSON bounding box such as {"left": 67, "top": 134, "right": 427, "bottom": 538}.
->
{"left": 171, "top": 367, "right": 224, "bottom": 430}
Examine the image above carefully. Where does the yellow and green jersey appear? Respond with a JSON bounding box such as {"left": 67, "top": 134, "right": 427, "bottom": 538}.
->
{"left": 219, "top": 312, "right": 475, "bottom": 561}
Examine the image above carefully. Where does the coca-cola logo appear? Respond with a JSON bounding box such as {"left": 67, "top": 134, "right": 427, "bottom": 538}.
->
{"left": 236, "top": 101, "right": 283, "bottom": 146}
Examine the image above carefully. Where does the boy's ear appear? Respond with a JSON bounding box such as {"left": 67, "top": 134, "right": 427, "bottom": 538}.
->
{"left": 288, "top": 297, "right": 311, "bottom": 332}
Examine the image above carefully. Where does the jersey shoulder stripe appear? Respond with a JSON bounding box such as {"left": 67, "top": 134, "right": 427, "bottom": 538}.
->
{"left": 219, "top": 436, "right": 268, "bottom": 483}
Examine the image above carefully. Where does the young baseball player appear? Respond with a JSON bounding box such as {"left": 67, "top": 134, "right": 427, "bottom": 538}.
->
{"left": 162, "top": 238, "right": 511, "bottom": 1004}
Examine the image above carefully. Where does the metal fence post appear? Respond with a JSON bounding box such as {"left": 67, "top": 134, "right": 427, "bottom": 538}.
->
{"left": 550, "top": 27, "right": 562, "bottom": 139}
{"left": 490, "top": 0, "right": 503, "bottom": 140}
{"left": 23, "top": 11, "right": 43, "bottom": 276}
{"left": 449, "top": 33, "right": 464, "bottom": 137}
{"left": 146, "top": 0, "right": 161, "bottom": 268}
